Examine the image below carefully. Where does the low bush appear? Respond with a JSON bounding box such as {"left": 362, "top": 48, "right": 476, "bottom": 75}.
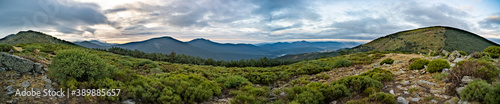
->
{"left": 485, "top": 83, "right": 500, "bottom": 103}
{"left": 484, "top": 46, "right": 500, "bottom": 58}
{"left": 331, "top": 76, "right": 383, "bottom": 92}
{"left": 409, "top": 59, "right": 430, "bottom": 70}
{"left": 427, "top": 59, "right": 450, "bottom": 73}
{"left": 315, "top": 73, "right": 330, "bottom": 80}
{"left": 346, "top": 92, "right": 395, "bottom": 104}
{"left": 458, "top": 51, "right": 467, "bottom": 56}
{"left": 306, "top": 82, "right": 350, "bottom": 102}
{"left": 379, "top": 58, "right": 394, "bottom": 65}
{"left": 460, "top": 80, "right": 491, "bottom": 102}
{"left": 409, "top": 58, "right": 422, "bottom": 62}
{"left": 23, "top": 45, "right": 43, "bottom": 52}
{"left": 0, "top": 44, "right": 13, "bottom": 52}
{"left": 359, "top": 68, "right": 393, "bottom": 82}
{"left": 471, "top": 52, "right": 489, "bottom": 59}
{"left": 363, "top": 87, "right": 380, "bottom": 95}
{"left": 333, "top": 59, "right": 351, "bottom": 68}
{"left": 49, "top": 49, "right": 110, "bottom": 82}
{"left": 447, "top": 60, "right": 499, "bottom": 95}
{"left": 216, "top": 76, "right": 251, "bottom": 89}
{"left": 285, "top": 86, "right": 325, "bottom": 104}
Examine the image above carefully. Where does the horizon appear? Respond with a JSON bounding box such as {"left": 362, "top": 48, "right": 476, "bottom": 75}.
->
{"left": 1, "top": 0, "right": 499, "bottom": 44}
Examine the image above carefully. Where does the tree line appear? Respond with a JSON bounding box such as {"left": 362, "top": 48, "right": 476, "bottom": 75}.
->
{"left": 95, "top": 47, "right": 297, "bottom": 67}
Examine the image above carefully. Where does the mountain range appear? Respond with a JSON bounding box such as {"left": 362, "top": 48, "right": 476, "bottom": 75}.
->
{"left": 74, "top": 37, "right": 360, "bottom": 60}
{"left": 277, "top": 26, "right": 499, "bottom": 60}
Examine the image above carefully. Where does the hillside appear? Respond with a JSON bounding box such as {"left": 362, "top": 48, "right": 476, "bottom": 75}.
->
{"left": 0, "top": 30, "right": 75, "bottom": 45}
{"left": 278, "top": 26, "right": 499, "bottom": 60}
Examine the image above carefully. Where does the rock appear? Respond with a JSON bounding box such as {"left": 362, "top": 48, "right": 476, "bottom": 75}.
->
{"left": 461, "top": 76, "right": 474, "bottom": 84}
{"left": 465, "top": 55, "right": 472, "bottom": 59}
{"left": 431, "top": 99, "right": 438, "bottom": 103}
{"left": 34, "top": 63, "right": 44, "bottom": 73}
{"left": 458, "top": 99, "right": 471, "bottom": 104}
{"left": 0, "top": 67, "right": 6, "bottom": 72}
{"left": 397, "top": 97, "right": 409, "bottom": 104}
{"left": 432, "top": 56, "right": 442, "bottom": 60}
{"left": 453, "top": 58, "right": 464, "bottom": 63}
{"left": 414, "top": 93, "right": 420, "bottom": 97}
{"left": 401, "top": 81, "right": 410, "bottom": 85}
{"left": 122, "top": 99, "right": 135, "bottom": 104}
{"left": 450, "top": 63, "right": 456, "bottom": 67}
{"left": 495, "top": 59, "right": 499, "bottom": 63}
{"left": 448, "top": 51, "right": 461, "bottom": 61}
{"left": 373, "top": 64, "right": 380, "bottom": 68}
{"left": 44, "top": 84, "right": 52, "bottom": 89}
{"left": 390, "top": 89, "right": 395, "bottom": 95}
{"left": 417, "top": 80, "right": 438, "bottom": 88}
{"left": 0, "top": 52, "right": 36, "bottom": 73}
{"left": 329, "top": 100, "right": 337, "bottom": 104}
{"left": 404, "top": 91, "right": 409, "bottom": 94}
{"left": 42, "top": 75, "right": 52, "bottom": 84}
{"left": 445, "top": 97, "right": 460, "bottom": 104}
{"left": 410, "top": 98, "right": 421, "bottom": 102}
{"left": 4, "top": 85, "right": 15, "bottom": 95}
{"left": 22, "top": 81, "right": 30, "bottom": 88}
{"left": 456, "top": 87, "right": 465, "bottom": 95}
{"left": 442, "top": 50, "right": 450, "bottom": 56}
{"left": 431, "top": 90, "right": 441, "bottom": 94}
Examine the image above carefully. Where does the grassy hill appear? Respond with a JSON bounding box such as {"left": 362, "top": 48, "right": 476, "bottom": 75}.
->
{"left": 278, "top": 26, "right": 499, "bottom": 60}
{"left": 0, "top": 30, "right": 75, "bottom": 45}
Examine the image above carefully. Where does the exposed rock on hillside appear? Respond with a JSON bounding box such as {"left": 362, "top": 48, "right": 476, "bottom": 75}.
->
{"left": 0, "top": 52, "right": 44, "bottom": 73}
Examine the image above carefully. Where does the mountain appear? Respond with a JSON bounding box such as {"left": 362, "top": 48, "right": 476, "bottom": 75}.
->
{"left": 74, "top": 37, "right": 358, "bottom": 60}
{"left": 277, "top": 26, "right": 499, "bottom": 60}
{"left": 0, "top": 30, "right": 75, "bottom": 45}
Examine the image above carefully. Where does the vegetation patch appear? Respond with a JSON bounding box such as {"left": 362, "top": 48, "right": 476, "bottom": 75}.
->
{"left": 359, "top": 68, "right": 393, "bottom": 82}
{"left": 427, "top": 59, "right": 450, "bottom": 73}
{"left": 460, "top": 80, "right": 491, "bottom": 102}
{"left": 409, "top": 58, "right": 430, "bottom": 70}
{"left": 379, "top": 58, "right": 394, "bottom": 65}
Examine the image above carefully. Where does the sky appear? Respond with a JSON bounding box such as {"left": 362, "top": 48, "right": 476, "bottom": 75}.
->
{"left": 0, "top": 0, "right": 499, "bottom": 44}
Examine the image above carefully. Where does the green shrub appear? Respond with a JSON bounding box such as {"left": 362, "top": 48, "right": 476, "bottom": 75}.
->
{"left": 0, "top": 44, "right": 13, "bottom": 52}
{"left": 367, "top": 92, "right": 396, "bottom": 104}
{"left": 363, "top": 87, "right": 380, "bottom": 95}
{"left": 485, "top": 83, "right": 500, "bottom": 103}
{"left": 331, "top": 76, "right": 383, "bottom": 92}
{"left": 315, "top": 73, "right": 330, "bottom": 80}
{"left": 409, "top": 59, "right": 430, "bottom": 70}
{"left": 137, "top": 59, "right": 158, "bottom": 69}
{"left": 359, "top": 68, "right": 393, "bottom": 82}
{"left": 216, "top": 76, "right": 251, "bottom": 88}
{"left": 346, "top": 92, "right": 395, "bottom": 104}
{"left": 427, "top": 59, "right": 450, "bottom": 73}
{"left": 409, "top": 58, "right": 422, "bottom": 62}
{"left": 285, "top": 86, "right": 325, "bottom": 104}
{"left": 306, "top": 82, "right": 350, "bottom": 102}
{"left": 333, "top": 59, "right": 351, "bottom": 68}
{"left": 289, "top": 76, "right": 311, "bottom": 86}
{"left": 460, "top": 80, "right": 491, "bottom": 102}
{"left": 49, "top": 49, "right": 110, "bottom": 82}
{"left": 433, "top": 73, "right": 446, "bottom": 81}
{"left": 458, "top": 51, "right": 467, "bottom": 56}
{"left": 484, "top": 46, "right": 500, "bottom": 58}
{"left": 230, "top": 85, "right": 270, "bottom": 104}
{"left": 471, "top": 52, "right": 489, "bottom": 59}
{"left": 379, "top": 58, "right": 394, "bottom": 65}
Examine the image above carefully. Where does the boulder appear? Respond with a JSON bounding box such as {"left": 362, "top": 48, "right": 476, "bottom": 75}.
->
{"left": 445, "top": 97, "right": 460, "bottom": 104}
{"left": 0, "top": 52, "right": 35, "bottom": 73}
{"left": 447, "top": 51, "right": 461, "bottom": 61}
{"left": 401, "top": 81, "right": 410, "bottom": 85}
{"left": 453, "top": 58, "right": 464, "bottom": 63}
{"left": 456, "top": 87, "right": 465, "bottom": 95}
{"left": 122, "top": 99, "right": 135, "bottom": 104}
{"left": 461, "top": 76, "right": 474, "bottom": 84}
{"left": 442, "top": 50, "right": 450, "bottom": 56}
{"left": 417, "top": 80, "right": 438, "bottom": 88}
{"left": 397, "top": 97, "right": 409, "bottom": 104}
{"left": 329, "top": 101, "right": 337, "bottom": 104}
{"left": 22, "top": 81, "right": 30, "bottom": 88}
{"left": 34, "top": 63, "right": 43, "bottom": 73}
{"left": 410, "top": 98, "right": 421, "bottom": 102}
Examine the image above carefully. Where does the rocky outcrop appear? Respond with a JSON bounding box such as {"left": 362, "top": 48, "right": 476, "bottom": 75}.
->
{"left": 0, "top": 52, "right": 44, "bottom": 73}
{"left": 447, "top": 51, "right": 462, "bottom": 61}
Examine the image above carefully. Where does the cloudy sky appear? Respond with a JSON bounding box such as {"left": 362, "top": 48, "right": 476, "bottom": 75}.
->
{"left": 0, "top": 0, "right": 499, "bottom": 44}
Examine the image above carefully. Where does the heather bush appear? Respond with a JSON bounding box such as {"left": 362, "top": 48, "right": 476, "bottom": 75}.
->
{"left": 333, "top": 59, "right": 351, "bottom": 68}
{"left": 379, "top": 58, "right": 394, "bottom": 65}
{"left": 49, "top": 49, "right": 110, "bottom": 82}
{"left": 460, "top": 80, "right": 491, "bottom": 102}
{"left": 331, "top": 76, "right": 383, "bottom": 92}
{"left": 409, "top": 59, "right": 429, "bottom": 70}
{"left": 427, "top": 59, "right": 450, "bottom": 73}
{"left": 0, "top": 44, "right": 13, "bottom": 52}
{"left": 359, "top": 68, "right": 393, "bottom": 82}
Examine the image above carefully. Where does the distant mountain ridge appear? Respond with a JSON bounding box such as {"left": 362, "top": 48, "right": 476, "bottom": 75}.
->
{"left": 74, "top": 37, "right": 360, "bottom": 60}
{"left": 277, "top": 26, "right": 499, "bottom": 60}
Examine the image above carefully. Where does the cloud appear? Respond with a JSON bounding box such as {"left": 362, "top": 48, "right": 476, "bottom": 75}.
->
{"left": 399, "top": 2, "right": 472, "bottom": 30}
{"left": 479, "top": 14, "right": 500, "bottom": 29}
{"left": 0, "top": 0, "right": 107, "bottom": 36}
